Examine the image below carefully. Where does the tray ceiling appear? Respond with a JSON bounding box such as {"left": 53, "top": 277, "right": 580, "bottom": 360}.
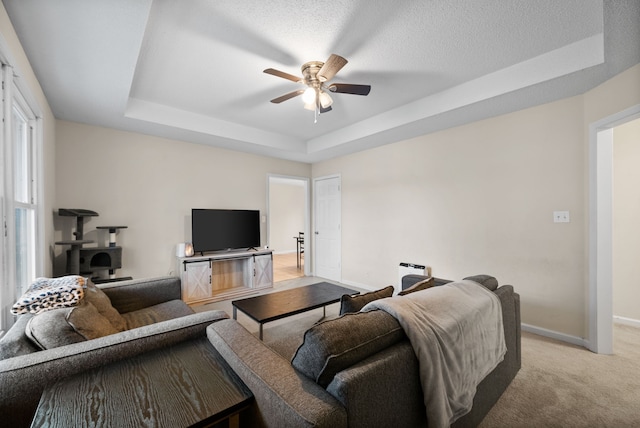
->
{"left": 3, "top": 0, "right": 639, "bottom": 162}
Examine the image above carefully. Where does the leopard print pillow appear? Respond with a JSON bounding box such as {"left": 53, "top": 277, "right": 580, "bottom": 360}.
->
{"left": 11, "top": 276, "right": 86, "bottom": 315}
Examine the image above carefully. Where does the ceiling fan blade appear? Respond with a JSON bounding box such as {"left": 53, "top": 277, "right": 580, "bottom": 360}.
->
{"left": 264, "top": 68, "right": 303, "bottom": 83}
{"left": 319, "top": 105, "right": 332, "bottom": 114}
{"left": 270, "top": 89, "right": 304, "bottom": 103}
{"left": 329, "top": 83, "right": 371, "bottom": 96}
{"left": 317, "top": 54, "right": 348, "bottom": 82}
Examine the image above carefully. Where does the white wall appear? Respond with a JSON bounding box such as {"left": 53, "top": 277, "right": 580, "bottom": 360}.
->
{"left": 55, "top": 121, "right": 311, "bottom": 280}
{"left": 613, "top": 118, "right": 640, "bottom": 321}
{"left": 314, "top": 96, "right": 586, "bottom": 336}
{"left": 52, "top": 60, "right": 640, "bottom": 339}
{"left": 313, "top": 64, "right": 640, "bottom": 339}
{"left": 269, "top": 180, "right": 305, "bottom": 253}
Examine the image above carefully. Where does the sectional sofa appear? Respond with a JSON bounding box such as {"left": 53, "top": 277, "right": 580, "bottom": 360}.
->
{"left": 0, "top": 276, "right": 228, "bottom": 427}
{"left": 208, "top": 274, "right": 521, "bottom": 427}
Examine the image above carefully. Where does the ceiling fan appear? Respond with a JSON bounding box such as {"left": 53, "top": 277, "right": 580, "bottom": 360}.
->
{"left": 264, "top": 54, "right": 371, "bottom": 116}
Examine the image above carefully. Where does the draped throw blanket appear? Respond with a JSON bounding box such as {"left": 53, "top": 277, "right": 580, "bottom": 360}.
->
{"left": 362, "top": 280, "right": 506, "bottom": 428}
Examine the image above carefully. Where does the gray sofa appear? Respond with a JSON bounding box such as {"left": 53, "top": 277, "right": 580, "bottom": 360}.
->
{"left": 0, "top": 276, "right": 228, "bottom": 428}
{"left": 207, "top": 275, "right": 521, "bottom": 428}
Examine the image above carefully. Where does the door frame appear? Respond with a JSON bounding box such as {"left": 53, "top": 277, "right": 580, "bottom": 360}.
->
{"left": 589, "top": 103, "right": 640, "bottom": 354}
{"left": 266, "top": 174, "right": 310, "bottom": 277}
{"left": 313, "top": 174, "right": 341, "bottom": 281}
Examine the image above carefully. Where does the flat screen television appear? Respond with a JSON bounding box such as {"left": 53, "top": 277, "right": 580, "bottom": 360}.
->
{"left": 192, "top": 209, "right": 260, "bottom": 254}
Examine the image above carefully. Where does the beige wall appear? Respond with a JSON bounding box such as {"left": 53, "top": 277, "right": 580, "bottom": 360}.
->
{"left": 0, "top": 3, "right": 57, "bottom": 277}
{"left": 55, "top": 121, "right": 311, "bottom": 280}
{"left": 613, "top": 118, "right": 640, "bottom": 321}
{"left": 314, "top": 96, "right": 586, "bottom": 336}
{"left": 313, "top": 64, "right": 640, "bottom": 339}
{"left": 53, "top": 65, "right": 640, "bottom": 338}
{"left": 269, "top": 181, "right": 305, "bottom": 253}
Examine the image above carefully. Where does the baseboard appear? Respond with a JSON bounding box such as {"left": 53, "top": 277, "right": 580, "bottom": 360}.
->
{"left": 521, "top": 323, "right": 588, "bottom": 348}
{"left": 339, "top": 279, "right": 377, "bottom": 292}
{"left": 613, "top": 316, "right": 640, "bottom": 328}
{"left": 337, "top": 283, "right": 600, "bottom": 349}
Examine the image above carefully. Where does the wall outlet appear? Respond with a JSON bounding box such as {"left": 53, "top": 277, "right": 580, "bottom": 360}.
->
{"left": 553, "top": 211, "right": 570, "bottom": 223}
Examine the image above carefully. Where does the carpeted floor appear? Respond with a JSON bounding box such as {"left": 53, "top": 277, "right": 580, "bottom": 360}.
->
{"left": 194, "top": 278, "right": 640, "bottom": 427}
{"left": 479, "top": 324, "right": 640, "bottom": 427}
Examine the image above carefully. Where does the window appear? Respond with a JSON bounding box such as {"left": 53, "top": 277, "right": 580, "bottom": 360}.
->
{"left": 1, "top": 63, "right": 42, "bottom": 333}
{"left": 12, "top": 102, "right": 37, "bottom": 292}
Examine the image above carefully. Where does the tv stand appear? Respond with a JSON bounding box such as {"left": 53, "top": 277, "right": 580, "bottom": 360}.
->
{"left": 177, "top": 249, "right": 273, "bottom": 305}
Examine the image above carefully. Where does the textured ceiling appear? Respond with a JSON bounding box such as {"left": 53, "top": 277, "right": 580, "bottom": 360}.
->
{"left": 3, "top": 0, "right": 639, "bottom": 163}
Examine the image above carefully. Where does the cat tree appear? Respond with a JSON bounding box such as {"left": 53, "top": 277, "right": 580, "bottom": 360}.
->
{"left": 55, "top": 208, "right": 131, "bottom": 283}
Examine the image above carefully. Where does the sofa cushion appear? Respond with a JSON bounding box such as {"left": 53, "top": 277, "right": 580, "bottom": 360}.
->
{"left": 0, "top": 314, "right": 39, "bottom": 359}
{"left": 25, "top": 307, "right": 86, "bottom": 350}
{"left": 85, "top": 281, "right": 127, "bottom": 331}
{"left": 66, "top": 300, "right": 121, "bottom": 340}
{"left": 24, "top": 298, "right": 123, "bottom": 350}
{"left": 339, "top": 285, "right": 394, "bottom": 315}
{"left": 11, "top": 276, "right": 86, "bottom": 315}
{"left": 291, "top": 309, "right": 406, "bottom": 388}
{"left": 398, "top": 277, "right": 434, "bottom": 295}
{"left": 121, "top": 300, "right": 194, "bottom": 329}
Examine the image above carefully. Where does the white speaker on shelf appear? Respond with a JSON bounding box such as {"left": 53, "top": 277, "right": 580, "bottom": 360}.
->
{"left": 176, "top": 243, "right": 186, "bottom": 257}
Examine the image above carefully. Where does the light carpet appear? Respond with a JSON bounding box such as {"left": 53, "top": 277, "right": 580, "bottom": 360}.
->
{"left": 480, "top": 324, "right": 640, "bottom": 427}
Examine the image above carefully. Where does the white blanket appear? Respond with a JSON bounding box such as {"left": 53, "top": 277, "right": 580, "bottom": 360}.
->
{"left": 362, "top": 280, "right": 506, "bottom": 428}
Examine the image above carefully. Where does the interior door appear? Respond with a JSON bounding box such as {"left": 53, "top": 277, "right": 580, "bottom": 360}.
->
{"left": 314, "top": 175, "right": 341, "bottom": 281}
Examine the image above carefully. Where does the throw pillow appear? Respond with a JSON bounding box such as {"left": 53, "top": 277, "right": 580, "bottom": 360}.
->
{"left": 66, "top": 300, "right": 121, "bottom": 340}
{"left": 84, "top": 280, "right": 127, "bottom": 331}
{"left": 25, "top": 300, "right": 120, "bottom": 350}
{"left": 339, "top": 285, "right": 394, "bottom": 315}
{"left": 398, "top": 277, "right": 434, "bottom": 296}
{"left": 0, "top": 314, "right": 39, "bottom": 359}
{"left": 291, "top": 309, "right": 406, "bottom": 387}
{"left": 11, "top": 275, "right": 86, "bottom": 315}
{"left": 25, "top": 307, "right": 86, "bottom": 350}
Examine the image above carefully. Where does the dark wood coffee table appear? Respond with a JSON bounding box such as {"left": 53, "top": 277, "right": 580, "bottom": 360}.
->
{"left": 30, "top": 338, "right": 253, "bottom": 428}
{"left": 232, "top": 282, "right": 358, "bottom": 340}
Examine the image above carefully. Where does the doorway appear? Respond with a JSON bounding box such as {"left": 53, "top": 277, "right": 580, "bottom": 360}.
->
{"left": 313, "top": 175, "right": 342, "bottom": 282}
{"left": 589, "top": 104, "right": 640, "bottom": 354}
{"left": 267, "top": 175, "right": 310, "bottom": 281}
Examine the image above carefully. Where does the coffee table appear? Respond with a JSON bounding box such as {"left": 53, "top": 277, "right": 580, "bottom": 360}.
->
{"left": 30, "top": 338, "right": 253, "bottom": 428}
{"left": 232, "top": 282, "right": 358, "bottom": 340}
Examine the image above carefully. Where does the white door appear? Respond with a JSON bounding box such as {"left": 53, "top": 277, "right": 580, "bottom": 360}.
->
{"left": 314, "top": 176, "right": 341, "bottom": 281}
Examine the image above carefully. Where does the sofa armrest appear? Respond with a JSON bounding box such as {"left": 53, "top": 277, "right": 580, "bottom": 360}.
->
{"left": 326, "top": 341, "right": 426, "bottom": 428}
{"left": 0, "top": 309, "right": 228, "bottom": 428}
{"left": 207, "top": 319, "right": 348, "bottom": 428}
{"left": 99, "top": 276, "right": 182, "bottom": 313}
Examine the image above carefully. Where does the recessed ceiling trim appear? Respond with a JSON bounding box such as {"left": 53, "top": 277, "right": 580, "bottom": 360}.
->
{"left": 307, "top": 34, "right": 604, "bottom": 154}
{"left": 125, "top": 97, "right": 305, "bottom": 152}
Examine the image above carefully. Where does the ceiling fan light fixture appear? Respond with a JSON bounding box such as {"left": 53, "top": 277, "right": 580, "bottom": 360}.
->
{"left": 319, "top": 91, "right": 333, "bottom": 108}
{"left": 302, "top": 87, "right": 316, "bottom": 104}
{"left": 264, "top": 54, "right": 370, "bottom": 114}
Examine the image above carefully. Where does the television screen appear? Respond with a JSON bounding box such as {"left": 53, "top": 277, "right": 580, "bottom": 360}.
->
{"left": 192, "top": 209, "right": 260, "bottom": 253}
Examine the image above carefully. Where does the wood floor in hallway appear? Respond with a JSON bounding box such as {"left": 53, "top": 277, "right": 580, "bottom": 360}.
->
{"left": 273, "top": 252, "right": 304, "bottom": 282}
